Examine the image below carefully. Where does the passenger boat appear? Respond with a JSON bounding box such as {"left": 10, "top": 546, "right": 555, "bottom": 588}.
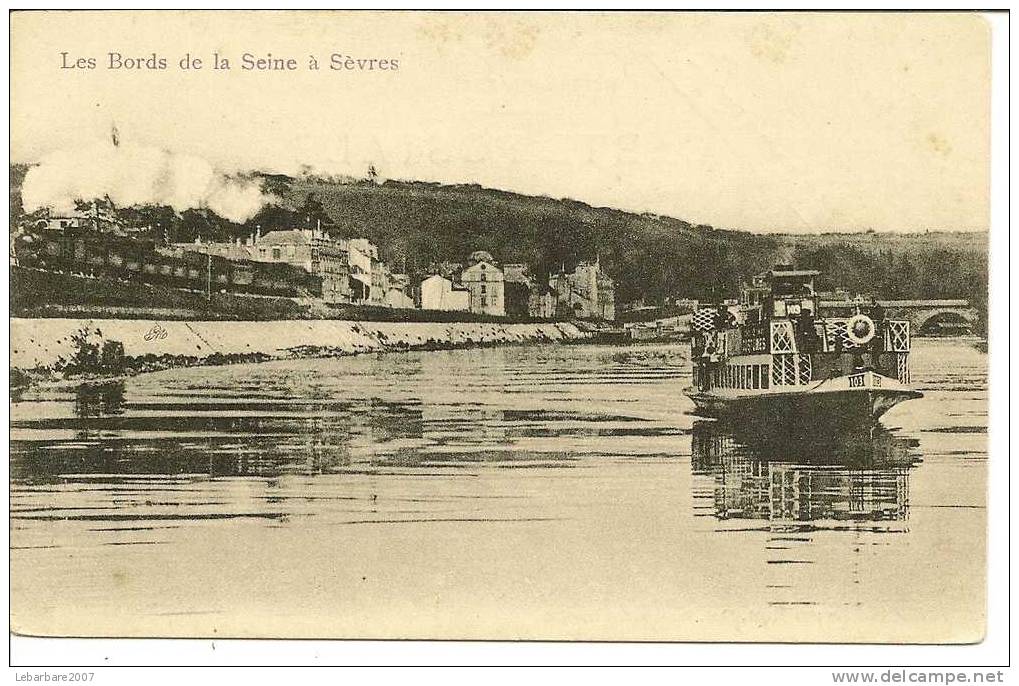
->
{"left": 684, "top": 267, "right": 921, "bottom": 431}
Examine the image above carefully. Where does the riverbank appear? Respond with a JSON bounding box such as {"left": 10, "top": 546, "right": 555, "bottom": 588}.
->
{"left": 9, "top": 317, "right": 590, "bottom": 392}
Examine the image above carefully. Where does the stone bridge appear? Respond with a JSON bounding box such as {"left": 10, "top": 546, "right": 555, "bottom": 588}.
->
{"left": 820, "top": 299, "right": 979, "bottom": 334}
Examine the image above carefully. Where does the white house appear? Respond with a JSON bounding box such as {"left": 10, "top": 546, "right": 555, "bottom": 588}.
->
{"left": 420, "top": 274, "right": 470, "bottom": 312}
{"left": 461, "top": 251, "right": 505, "bottom": 316}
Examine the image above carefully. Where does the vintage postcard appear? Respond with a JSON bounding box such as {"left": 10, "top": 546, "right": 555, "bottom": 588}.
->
{"left": 9, "top": 10, "right": 991, "bottom": 644}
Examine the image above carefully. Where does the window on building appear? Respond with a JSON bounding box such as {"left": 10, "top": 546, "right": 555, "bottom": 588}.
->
{"left": 761, "top": 365, "right": 770, "bottom": 389}
{"left": 272, "top": 247, "right": 281, "bottom": 260}
{"left": 481, "top": 297, "right": 487, "bottom": 307}
{"left": 481, "top": 284, "right": 487, "bottom": 294}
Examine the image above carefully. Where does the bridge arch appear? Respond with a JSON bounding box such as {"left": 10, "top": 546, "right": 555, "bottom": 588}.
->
{"left": 913, "top": 308, "right": 977, "bottom": 336}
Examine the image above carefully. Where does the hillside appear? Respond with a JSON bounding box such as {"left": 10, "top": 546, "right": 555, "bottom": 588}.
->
{"left": 10, "top": 166, "right": 988, "bottom": 316}
{"left": 270, "top": 176, "right": 988, "bottom": 317}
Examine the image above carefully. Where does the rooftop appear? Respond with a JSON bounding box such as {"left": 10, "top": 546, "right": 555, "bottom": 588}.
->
{"left": 258, "top": 229, "right": 314, "bottom": 245}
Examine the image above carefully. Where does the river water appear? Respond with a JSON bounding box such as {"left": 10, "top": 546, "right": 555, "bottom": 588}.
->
{"left": 9, "top": 338, "right": 987, "bottom": 641}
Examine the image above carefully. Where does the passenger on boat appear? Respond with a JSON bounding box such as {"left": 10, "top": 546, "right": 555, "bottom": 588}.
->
{"left": 796, "top": 310, "right": 820, "bottom": 352}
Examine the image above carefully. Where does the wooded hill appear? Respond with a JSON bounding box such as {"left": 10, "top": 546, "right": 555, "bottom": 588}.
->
{"left": 11, "top": 166, "right": 988, "bottom": 318}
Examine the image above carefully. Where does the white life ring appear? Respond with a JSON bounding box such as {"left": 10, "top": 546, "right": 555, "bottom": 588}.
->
{"left": 846, "top": 313, "right": 876, "bottom": 346}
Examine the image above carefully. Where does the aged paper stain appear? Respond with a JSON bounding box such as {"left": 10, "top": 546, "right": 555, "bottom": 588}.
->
{"left": 415, "top": 15, "right": 466, "bottom": 49}
{"left": 926, "top": 132, "right": 953, "bottom": 157}
{"left": 747, "top": 21, "right": 800, "bottom": 64}
{"left": 484, "top": 17, "right": 541, "bottom": 60}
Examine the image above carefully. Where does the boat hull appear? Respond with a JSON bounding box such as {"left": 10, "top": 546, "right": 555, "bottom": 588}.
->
{"left": 684, "top": 372, "right": 921, "bottom": 431}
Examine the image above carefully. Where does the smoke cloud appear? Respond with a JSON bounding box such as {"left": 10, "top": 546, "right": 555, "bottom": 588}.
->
{"left": 20, "top": 141, "right": 268, "bottom": 223}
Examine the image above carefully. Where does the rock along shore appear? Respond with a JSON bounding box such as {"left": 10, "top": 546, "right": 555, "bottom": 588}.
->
{"left": 10, "top": 317, "right": 591, "bottom": 389}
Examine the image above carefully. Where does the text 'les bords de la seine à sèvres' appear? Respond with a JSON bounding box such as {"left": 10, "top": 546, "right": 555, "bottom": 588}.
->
{"left": 59, "top": 52, "right": 400, "bottom": 72}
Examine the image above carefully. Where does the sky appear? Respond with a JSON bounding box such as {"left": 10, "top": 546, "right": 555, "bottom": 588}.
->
{"left": 10, "top": 11, "right": 991, "bottom": 233}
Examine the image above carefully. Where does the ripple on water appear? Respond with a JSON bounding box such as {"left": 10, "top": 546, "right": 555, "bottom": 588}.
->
{"left": 9, "top": 340, "right": 987, "bottom": 641}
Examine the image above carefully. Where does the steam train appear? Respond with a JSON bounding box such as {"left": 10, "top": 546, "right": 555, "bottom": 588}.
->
{"left": 12, "top": 227, "right": 322, "bottom": 299}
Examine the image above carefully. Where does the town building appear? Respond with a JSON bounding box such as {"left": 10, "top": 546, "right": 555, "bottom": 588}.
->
{"left": 420, "top": 274, "right": 470, "bottom": 312}
{"left": 370, "top": 260, "right": 392, "bottom": 307}
{"left": 461, "top": 250, "right": 505, "bottom": 316}
{"left": 503, "top": 263, "right": 535, "bottom": 319}
{"left": 176, "top": 237, "right": 258, "bottom": 263}
{"left": 346, "top": 238, "right": 379, "bottom": 304}
{"left": 528, "top": 287, "right": 557, "bottom": 320}
{"left": 550, "top": 259, "right": 616, "bottom": 321}
{"left": 176, "top": 230, "right": 395, "bottom": 307}
{"left": 180, "top": 227, "right": 352, "bottom": 303}
{"left": 385, "top": 273, "right": 415, "bottom": 309}
{"left": 257, "top": 228, "right": 352, "bottom": 303}
{"left": 35, "top": 204, "right": 122, "bottom": 234}
{"left": 38, "top": 215, "right": 93, "bottom": 232}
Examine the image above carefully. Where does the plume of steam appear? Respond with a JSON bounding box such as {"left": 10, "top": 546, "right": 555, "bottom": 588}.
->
{"left": 20, "top": 141, "right": 267, "bottom": 223}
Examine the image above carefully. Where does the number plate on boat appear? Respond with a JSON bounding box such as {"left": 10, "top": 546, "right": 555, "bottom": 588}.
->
{"left": 848, "top": 373, "right": 881, "bottom": 388}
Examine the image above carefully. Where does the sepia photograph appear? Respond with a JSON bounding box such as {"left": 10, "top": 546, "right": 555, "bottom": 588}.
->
{"left": 5, "top": 7, "right": 1006, "bottom": 672}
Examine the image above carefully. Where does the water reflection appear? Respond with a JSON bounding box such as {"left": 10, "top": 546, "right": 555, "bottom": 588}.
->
{"left": 8, "top": 341, "right": 988, "bottom": 638}
{"left": 690, "top": 420, "right": 926, "bottom": 610}
{"left": 74, "top": 380, "right": 126, "bottom": 417}
{"left": 691, "top": 420, "right": 921, "bottom": 529}
{"left": 11, "top": 378, "right": 681, "bottom": 485}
